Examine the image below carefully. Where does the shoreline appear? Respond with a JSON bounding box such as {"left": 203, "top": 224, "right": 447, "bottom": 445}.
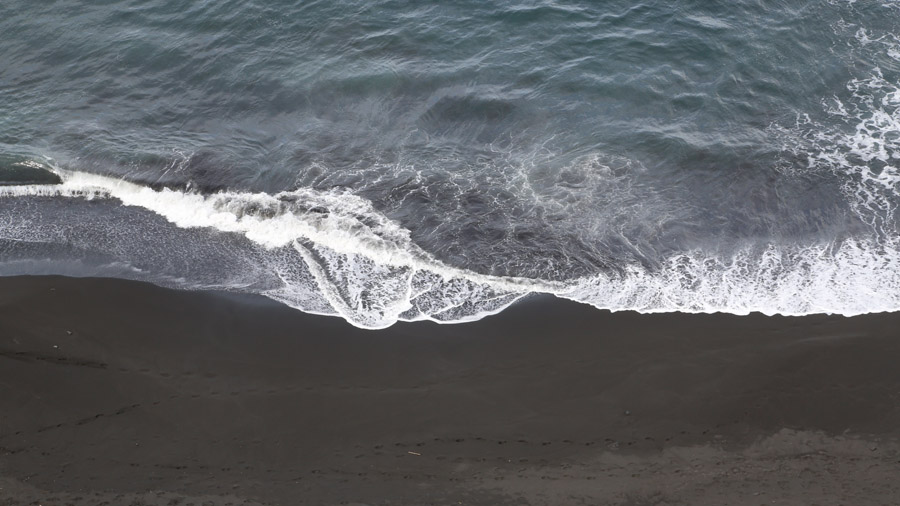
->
{"left": 2, "top": 275, "right": 899, "bottom": 505}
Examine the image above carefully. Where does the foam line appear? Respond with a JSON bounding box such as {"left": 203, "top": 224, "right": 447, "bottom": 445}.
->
{"left": 1, "top": 164, "right": 899, "bottom": 328}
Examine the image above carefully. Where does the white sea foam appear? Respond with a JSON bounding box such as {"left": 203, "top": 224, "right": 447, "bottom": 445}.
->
{"left": 0, "top": 168, "right": 561, "bottom": 327}
{"left": 565, "top": 240, "right": 900, "bottom": 317}
{"left": 790, "top": 67, "right": 900, "bottom": 236}
{"left": 1, "top": 161, "right": 898, "bottom": 327}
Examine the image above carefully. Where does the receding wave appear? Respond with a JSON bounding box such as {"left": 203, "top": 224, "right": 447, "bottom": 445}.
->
{"left": 1, "top": 165, "right": 897, "bottom": 328}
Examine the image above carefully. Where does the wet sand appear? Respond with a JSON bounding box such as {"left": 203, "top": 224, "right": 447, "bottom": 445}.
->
{"left": 1, "top": 275, "right": 899, "bottom": 505}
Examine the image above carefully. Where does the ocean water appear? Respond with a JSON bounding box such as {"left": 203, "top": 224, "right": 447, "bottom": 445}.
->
{"left": 1, "top": 0, "right": 898, "bottom": 328}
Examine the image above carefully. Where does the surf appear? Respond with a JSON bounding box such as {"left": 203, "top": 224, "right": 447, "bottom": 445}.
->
{"left": 1, "top": 163, "right": 898, "bottom": 328}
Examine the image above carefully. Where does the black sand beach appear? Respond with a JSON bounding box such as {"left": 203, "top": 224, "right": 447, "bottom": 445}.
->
{"left": 1, "top": 276, "right": 899, "bottom": 505}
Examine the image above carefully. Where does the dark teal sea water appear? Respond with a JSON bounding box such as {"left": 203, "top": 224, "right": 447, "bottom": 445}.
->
{"left": 1, "top": 0, "right": 898, "bottom": 327}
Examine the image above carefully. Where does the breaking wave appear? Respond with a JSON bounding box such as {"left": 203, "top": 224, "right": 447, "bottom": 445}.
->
{"left": 1, "top": 163, "right": 897, "bottom": 328}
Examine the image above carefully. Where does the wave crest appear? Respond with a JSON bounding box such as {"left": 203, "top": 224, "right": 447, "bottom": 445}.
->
{"left": 2, "top": 166, "right": 898, "bottom": 327}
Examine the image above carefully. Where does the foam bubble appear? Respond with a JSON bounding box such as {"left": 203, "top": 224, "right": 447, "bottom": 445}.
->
{"left": 1, "top": 163, "right": 898, "bottom": 327}
{"left": 565, "top": 239, "right": 900, "bottom": 316}
{"left": 788, "top": 66, "right": 900, "bottom": 235}
{"left": 0, "top": 167, "right": 562, "bottom": 327}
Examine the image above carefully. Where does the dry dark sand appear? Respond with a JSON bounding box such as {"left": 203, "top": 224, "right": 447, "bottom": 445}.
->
{"left": 1, "top": 275, "right": 899, "bottom": 505}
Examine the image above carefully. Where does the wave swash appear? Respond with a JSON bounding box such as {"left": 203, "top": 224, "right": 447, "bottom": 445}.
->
{"left": 1, "top": 150, "right": 897, "bottom": 329}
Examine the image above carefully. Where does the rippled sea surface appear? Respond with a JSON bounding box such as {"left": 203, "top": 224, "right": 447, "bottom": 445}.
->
{"left": 1, "top": 0, "right": 899, "bottom": 327}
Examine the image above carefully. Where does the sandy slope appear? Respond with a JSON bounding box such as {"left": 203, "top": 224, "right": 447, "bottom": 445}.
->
{"left": 1, "top": 276, "right": 898, "bottom": 505}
